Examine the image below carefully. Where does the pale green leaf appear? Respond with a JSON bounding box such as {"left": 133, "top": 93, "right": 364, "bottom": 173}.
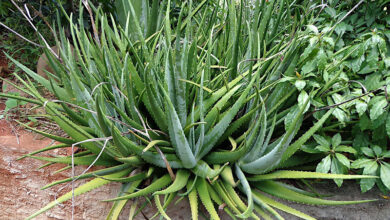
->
{"left": 380, "top": 163, "right": 390, "bottom": 190}
{"left": 316, "top": 155, "right": 331, "bottom": 173}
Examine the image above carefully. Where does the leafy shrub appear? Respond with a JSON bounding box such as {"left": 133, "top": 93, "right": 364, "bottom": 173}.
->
{"left": 295, "top": 0, "right": 390, "bottom": 193}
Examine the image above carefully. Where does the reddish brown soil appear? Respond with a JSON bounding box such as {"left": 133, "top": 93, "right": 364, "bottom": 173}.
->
{"left": 0, "top": 143, "right": 122, "bottom": 220}
{"left": 0, "top": 119, "right": 54, "bottom": 152}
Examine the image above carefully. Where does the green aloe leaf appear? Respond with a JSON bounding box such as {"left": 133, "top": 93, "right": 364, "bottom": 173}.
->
{"left": 248, "top": 170, "right": 378, "bottom": 181}
{"left": 26, "top": 169, "right": 130, "bottom": 220}
{"left": 256, "top": 180, "right": 377, "bottom": 205}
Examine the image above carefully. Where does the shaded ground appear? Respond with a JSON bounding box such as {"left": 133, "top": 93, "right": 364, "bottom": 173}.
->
{"left": 280, "top": 182, "right": 390, "bottom": 220}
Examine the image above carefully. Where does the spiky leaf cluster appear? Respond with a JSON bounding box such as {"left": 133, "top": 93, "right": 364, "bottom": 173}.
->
{"left": 3, "top": 0, "right": 378, "bottom": 219}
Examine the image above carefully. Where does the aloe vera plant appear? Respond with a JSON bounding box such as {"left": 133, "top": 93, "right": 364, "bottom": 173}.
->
{"left": 4, "top": 0, "right": 378, "bottom": 219}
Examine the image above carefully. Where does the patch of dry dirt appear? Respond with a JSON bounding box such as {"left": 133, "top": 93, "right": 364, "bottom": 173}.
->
{"left": 0, "top": 143, "right": 122, "bottom": 220}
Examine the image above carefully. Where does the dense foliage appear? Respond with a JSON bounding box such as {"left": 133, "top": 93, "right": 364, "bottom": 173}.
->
{"left": 2, "top": 0, "right": 389, "bottom": 219}
{"left": 295, "top": 0, "right": 390, "bottom": 193}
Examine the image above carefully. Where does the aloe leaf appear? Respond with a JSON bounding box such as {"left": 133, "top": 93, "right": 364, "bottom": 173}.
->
{"left": 106, "top": 180, "right": 143, "bottom": 220}
{"left": 213, "top": 181, "right": 242, "bottom": 215}
{"left": 187, "top": 178, "right": 198, "bottom": 220}
{"left": 204, "top": 140, "right": 251, "bottom": 164}
{"left": 235, "top": 164, "right": 254, "bottom": 219}
{"left": 223, "top": 181, "right": 260, "bottom": 220}
{"left": 253, "top": 190, "right": 314, "bottom": 220}
{"left": 282, "top": 109, "right": 334, "bottom": 162}
{"left": 41, "top": 164, "right": 132, "bottom": 189}
{"left": 44, "top": 101, "right": 115, "bottom": 159}
{"left": 207, "top": 184, "right": 237, "bottom": 220}
{"left": 240, "top": 98, "right": 309, "bottom": 174}
{"left": 0, "top": 92, "right": 41, "bottom": 105}
{"left": 197, "top": 178, "right": 220, "bottom": 220}
{"left": 249, "top": 170, "right": 378, "bottom": 181}
{"left": 17, "top": 143, "right": 69, "bottom": 160}
{"left": 220, "top": 166, "right": 236, "bottom": 187}
{"left": 192, "top": 160, "right": 226, "bottom": 179}
{"left": 216, "top": 102, "right": 261, "bottom": 145}
{"left": 95, "top": 172, "right": 148, "bottom": 183}
{"left": 145, "top": 76, "right": 168, "bottom": 131}
{"left": 230, "top": 0, "right": 243, "bottom": 80}
{"left": 112, "top": 126, "right": 184, "bottom": 168}
{"left": 198, "top": 73, "right": 259, "bottom": 159}
{"left": 104, "top": 174, "right": 172, "bottom": 202}
{"left": 161, "top": 83, "right": 197, "bottom": 168}
{"left": 256, "top": 180, "right": 377, "bottom": 205}
{"left": 254, "top": 203, "right": 273, "bottom": 220}
{"left": 6, "top": 54, "right": 69, "bottom": 102}
{"left": 26, "top": 169, "right": 130, "bottom": 220}
{"left": 95, "top": 96, "right": 112, "bottom": 137}
{"left": 154, "top": 194, "right": 172, "bottom": 220}
{"left": 154, "top": 169, "right": 190, "bottom": 195}
{"left": 29, "top": 155, "right": 116, "bottom": 166}
{"left": 251, "top": 189, "right": 284, "bottom": 220}
{"left": 244, "top": 102, "right": 267, "bottom": 162}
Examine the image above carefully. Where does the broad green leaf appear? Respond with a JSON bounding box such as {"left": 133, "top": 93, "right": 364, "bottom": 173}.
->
{"left": 316, "top": 155, "right": 331, "bottom": 173}
{"left": 356, "top": 100, "right": 368, "bottom": 116}
{"left": 363, "top": 161, "right": 379, "bottom": 175}
{"left": 369, "top": 96, "right": 387, "bottom": 121}
{"left": 335, "top": 153, "right": 350, "bottom": 169}
{"left": 373, "top": 145, "right": 383, "bottom": 157}
{"left": 380, "top": 163, "right": 390, "bottom": 190}
{"left": 315, "top": 145, "right": 330, "bottom": 152}
{"left": 331, "top": 158, "right": 347, "bottom": 187}
{"left": 351, "top": 158, "right": 374, "bottom": 169}
{"left": 298, "top": 91, "right": 310, "bottom": 113}
{"left": 331, "top": 134, "right": 342, "bottom": 148}
{"left": 361, "top": 147, "right": 375, "bottom": 158}
{"left": 335, "top": 146, "right": 357, "bottom": 154}
{"left": 295, "top": 80, "right": 306, "bottom": 91}
{"left": 386, "top": 113, "right": 390, "bottom": 138}
{"left": 313, "top": 134, "right": 330, "bottom": 148}
{"left": 306, "top": 25, "right": 319, "bottom": 34}
{"left": 360, "top": 177, "right": 376, "bottom": 193}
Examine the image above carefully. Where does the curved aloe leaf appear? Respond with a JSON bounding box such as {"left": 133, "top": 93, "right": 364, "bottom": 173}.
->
{"left": 197, "top": 178, "right": 220, "bottom": 220}
{"left": 161, "top": 84, "right": 197, "bottom": 168}
{"left": 240, "top": 99, "right": 309, "bottom": 174}
{"left": 26, "top": 169, "right": 130, "bottom": 220}
{"left": 104, "top": 174, "right": 172, "bottom": 202}
{"left": 248, "top": 170, "right": 378, "bottom": 181}
{"left": 235, "top": 164, "right": 254, "bottom": 218}
{"left": 41, "top": 164, "right": 132, "bottom": 189}
{"left": 252, "top": 190, "right": 315, "bottom": 220}
{"left": 256, "top": 180, "right": 377, "bottom": 205}
{"left": 106, "top": 180, "right": 143, "bottom": 220}
{"left": 154, "top": 169, "right": 190, "bottom": 195}
{"left": 282, "top": 109, "right": 335, "bottom": 162}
